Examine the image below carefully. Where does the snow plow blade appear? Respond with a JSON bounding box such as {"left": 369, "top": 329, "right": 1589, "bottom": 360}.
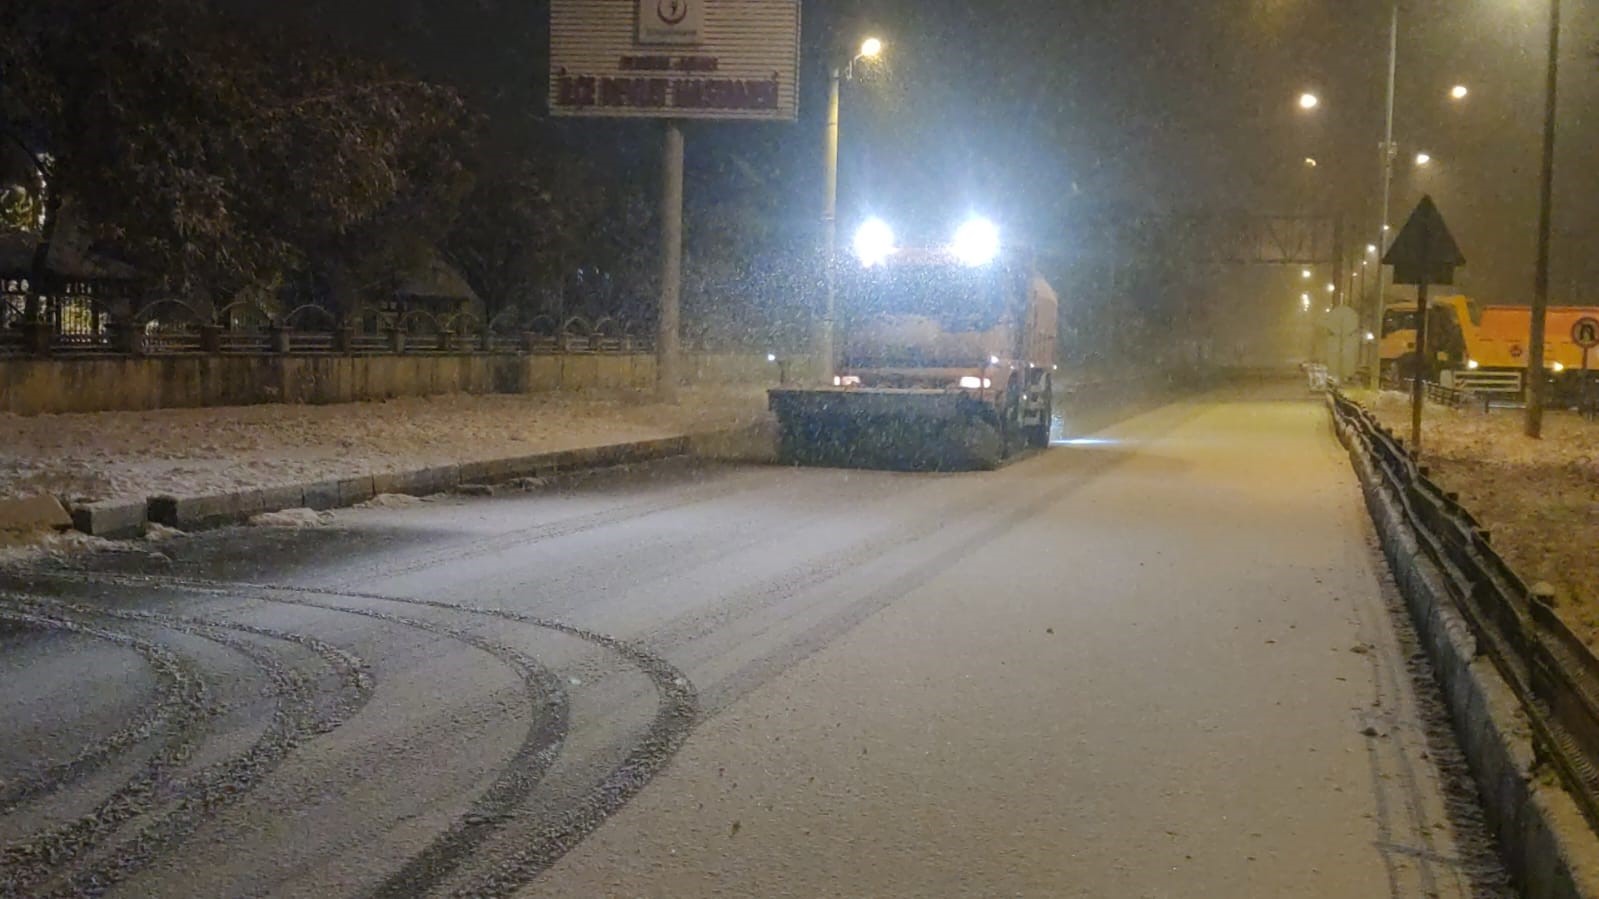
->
{"left": 768, "top": 388, "right": 1004, "bottom": 471}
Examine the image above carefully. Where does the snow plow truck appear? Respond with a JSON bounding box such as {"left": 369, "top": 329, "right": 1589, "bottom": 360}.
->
{"left": 769, "top": 217, "right": 1058, "bottom": 470}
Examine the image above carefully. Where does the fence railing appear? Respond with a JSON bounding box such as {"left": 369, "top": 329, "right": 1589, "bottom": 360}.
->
{"left": 1411, "top": 379, "right": 1476, "bottom": 411}
{"left": 1332, "top": 391, "right": 1599, "bottom": 836}
{"left": 0, "top": 302, "right": 657, "bottom": 359}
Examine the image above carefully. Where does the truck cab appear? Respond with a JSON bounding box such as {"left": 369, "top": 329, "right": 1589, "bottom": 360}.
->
{"left": 835, "top": 247, "right": 1057, "bottom": 422}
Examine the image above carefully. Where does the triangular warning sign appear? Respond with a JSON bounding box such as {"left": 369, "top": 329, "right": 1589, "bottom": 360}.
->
{"left": 1382, "top": 195, "right": 1465, "bottom": 285}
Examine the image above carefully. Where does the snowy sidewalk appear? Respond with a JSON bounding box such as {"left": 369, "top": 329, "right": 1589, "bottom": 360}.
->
{"left": 0, "top": 387, "right": 773, "bottom": 551}
{"left": 1, "top": 388, "right": 770, "bottom": 505}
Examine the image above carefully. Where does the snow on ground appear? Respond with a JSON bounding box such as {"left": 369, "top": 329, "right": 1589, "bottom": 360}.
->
{"left": 0, "top": 387, "right": 771, "bottom": 506}
{"left": 1351, "top": 389, "right": 1599, "bottom": 648}
{"left": 249, "top": 508, "right": 334, "bottom": 528}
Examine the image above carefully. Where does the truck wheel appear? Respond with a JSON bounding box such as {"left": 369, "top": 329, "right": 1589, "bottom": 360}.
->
{"left": 1024, "top": 375, "right": 1053, "bottom": 448}
{"left": 1001, "top": 376, "right": 1023, "bottom": 458}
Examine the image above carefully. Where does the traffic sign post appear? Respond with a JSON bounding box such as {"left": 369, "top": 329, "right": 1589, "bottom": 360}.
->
{"left": 1382, "top": 196, "right": 1466, "bottom": 455}
{"left": 549, "top": 0, "right": 802, "bottom": 401}
{"left": 1573, "top": 316, "right": 1599, "bottom": 418}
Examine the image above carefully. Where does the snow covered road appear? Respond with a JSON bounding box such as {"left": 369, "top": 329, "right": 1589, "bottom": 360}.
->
{"left": 0, "top": 382, "right": 1511, "bottom": 897}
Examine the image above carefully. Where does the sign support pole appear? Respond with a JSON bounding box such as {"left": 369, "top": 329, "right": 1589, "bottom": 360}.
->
{"left": 1410, "top": 277, "right": 1429, "bottom": 453}
{"left": 1571, "top": 317, "right": 1599, "bottom": 416}
{"left": 1584, "top": 346, "right": 1592, "bottom": 419}
{"left": 657, "top": 120, "right": 684, "bottom": 404}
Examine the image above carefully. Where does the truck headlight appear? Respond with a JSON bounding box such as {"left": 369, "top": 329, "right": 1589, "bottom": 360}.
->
{"left": 1552, "top": 362, "right": 1565, "bottom": 373}
{"left": 852, "top": 218, "right": 895, "bottom": 267}
{"left": 958, "top": 376, "right": 993, "bottom": 390}
{"left": 1466, "top": 359, "right": 1480, "bottom": 370}
{"left": 952, "top": 217, "right": 1000, "bottom": 267}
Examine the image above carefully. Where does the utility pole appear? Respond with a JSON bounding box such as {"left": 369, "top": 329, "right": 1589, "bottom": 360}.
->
{"left": 1369, "top": 1, "right": 1398, "bottom": 389}
{"left": 1526, "top": 0, "right": 1561, "bottom": 438}
{"left": 657, "top": 122, "right": 684, "bottom": 404}
{"left": 819, "top": 68, "right": 841, "bottom": 384}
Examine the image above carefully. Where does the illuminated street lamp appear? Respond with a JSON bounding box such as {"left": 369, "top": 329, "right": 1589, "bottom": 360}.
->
{"left": 820, "top": 36, "right": 886, "bottom": 381}
{"left": 1414, "top": 151, "right": 1432, "bottom": 167}
{"left": 1301, "top": 268, "right": 1312, "bottom": 279}
{"left": 1298, "top": 92, "right": 1320, "bottom": 110}
{"left": 1450, "top": 84, "right": 1469, "bottom": 101}
{"left": 1303, "top": 156, "right": 1318, "bottom": 168}
{"left": 1326, "top": 283, "right": 1336, "bottom": 293}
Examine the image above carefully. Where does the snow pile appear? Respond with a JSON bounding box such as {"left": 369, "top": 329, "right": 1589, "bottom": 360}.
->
{"left": 250, "top": 508, "right": 334, "bottom": 528}
{"left": 360, "top": 493, "right": 424, "bottom": 509}
{"left": 144, "top": 523, "right": 187, "bottom": 542}
{"left": 0, "top": 529, "right": 138, "bottom": 566}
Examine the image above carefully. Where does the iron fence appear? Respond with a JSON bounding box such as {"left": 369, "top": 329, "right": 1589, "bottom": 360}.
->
{"left": 1333, "top": 391, "right": 1599, "bottom": 836}
{"left": 0, "top": 302, "right": 656, "bottom": 358}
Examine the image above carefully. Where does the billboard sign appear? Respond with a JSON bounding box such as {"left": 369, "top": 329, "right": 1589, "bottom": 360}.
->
{"left": 550, "top": 0, "right": 802, "bottom": 121}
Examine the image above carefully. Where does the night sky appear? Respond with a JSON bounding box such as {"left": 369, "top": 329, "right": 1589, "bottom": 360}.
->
{"left": 833, "top": 0, "right": 1598, "bottom": 304}
{"left": 276, "top": 0, "right": 1597, "bottom": 306}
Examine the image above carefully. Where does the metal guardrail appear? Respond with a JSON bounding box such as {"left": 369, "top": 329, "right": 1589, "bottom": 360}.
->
{"left": 1332, "top": 391, "right": 1599, "bottom": 835}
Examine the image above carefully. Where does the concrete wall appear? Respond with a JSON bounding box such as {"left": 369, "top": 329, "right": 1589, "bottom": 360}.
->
{"left": 0, "top": 352, "right": 808, "bottom": 416}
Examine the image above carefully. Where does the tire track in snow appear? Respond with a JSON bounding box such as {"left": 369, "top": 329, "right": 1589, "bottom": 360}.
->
{"left": 0, "top": 595, "right": 374, "bottom": 898}
{"left": 12, "top": 572, "right": 698, "bottom": 897}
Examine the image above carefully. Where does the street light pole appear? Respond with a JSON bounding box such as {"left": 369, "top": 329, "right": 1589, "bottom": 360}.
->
{"left": 817, "top": 38, "right": 882, "bottom": 384}
{"left": 1526, "top": 0, "right": 1562, "bottom": 438}
{"left": 819, "top": 68, "right": 841, "bottom": 384}
{"left": 1369, "top": 1, "right": 1398, "bottom": 389}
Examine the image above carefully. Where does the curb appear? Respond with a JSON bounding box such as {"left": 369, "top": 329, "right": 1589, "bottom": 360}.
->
{"left": 0, "top": 494, "right": 73, "bottom": 533}
{"left": 1329, "top": 399, "right": 1599, "bottom": 899}
{"left": 70, "top": 425, "right": 773, "bottom": 537}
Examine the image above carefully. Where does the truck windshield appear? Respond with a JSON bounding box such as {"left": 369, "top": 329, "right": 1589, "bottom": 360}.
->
{"left": 1382, "top": 310, "right": 1416, "bottom": 335}
{"left": 841, "top": 263, "right": 1009, "bottom": 332}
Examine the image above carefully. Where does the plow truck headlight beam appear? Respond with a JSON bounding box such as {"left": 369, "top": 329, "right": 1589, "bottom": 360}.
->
{"left": 952, "top": 218, "right": 1000, "bottom": 267}
{"left": 853, "top": 218, "right": 895, "bottom": 268}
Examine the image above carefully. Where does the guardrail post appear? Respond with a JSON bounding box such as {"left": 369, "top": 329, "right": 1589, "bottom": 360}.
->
{"left": 111, "top": 320, "right": 144, "bottom": 356}
{"left": 199, "top": 324, "right": 222, "bottom": 354}
{"left": 389, "top": 325, "right": 406, "bottom": 354}
{"left": 22, "top": 318, "right": 51, "bottom": 356}
{"left": 479, "top": 329, "right": 492, "bottom": 352}
{"left": 268, "top": 322, "right": 290, "bottom": 354}
{"left": 333, "top": 325, "right": 353, "bottom": 354}
{"left": 521, "top": 331, "right": 539, "bottom": 354}
{"left": 438, "top": 329, "right": 454, "bottom": 352}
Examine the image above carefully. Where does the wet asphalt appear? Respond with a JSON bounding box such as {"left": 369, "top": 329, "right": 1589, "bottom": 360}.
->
{"left": 0, "top": 381, "right": 1512, "bottom": 897}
